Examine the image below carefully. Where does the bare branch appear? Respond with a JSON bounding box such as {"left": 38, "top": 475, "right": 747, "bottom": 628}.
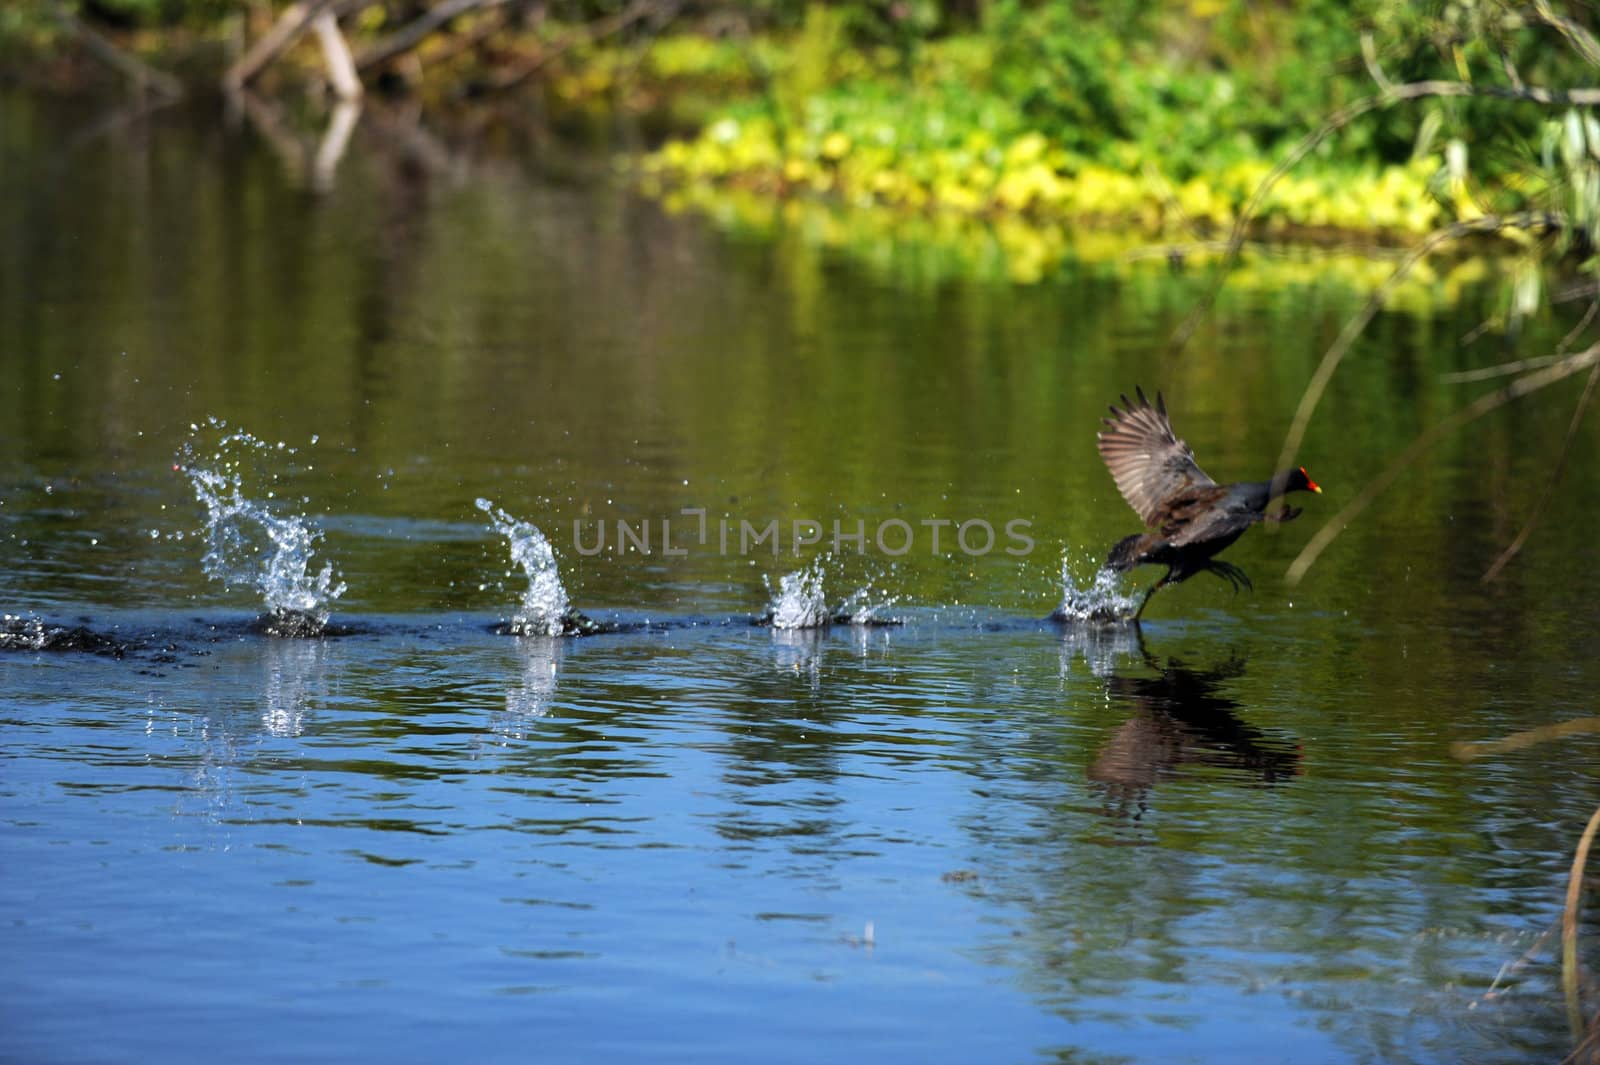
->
{"left": 1360, "top": 32, "right": 1394, "bottom": 93}
{"left": 225, "top": 0, "right": 338, "bottom": 92}
{"left": 1448, "top": 292, "right": 1600, "bottom": 376}
{"left": 355, "top": 0, "right": 513, "bottom": 72}
{"left": 1501, "top": 49, "right": 1525, "bottom": 91}
{"left": 1458, "top": 313, "right": 1505, "bottom": 348}
{"left": 312, "top": 10, "right": 363, "bottom": 100}
{"left": 1284, "top": 341, "right": 1600, "bottom": 585}
{"left": 1480, "top": 357, "right": 1600, "bottom": 581}
{"left": 1557, "top": 295, "right": 1600, "bottom": 356}
{"left": 51, "top": 2, "right": 183, "bottom": 99}
{"left": 488, "top": 0, "right": 667, "bottom": 94}
{"left": 1442, "top": 352, "right": 1562, "bottom": 383}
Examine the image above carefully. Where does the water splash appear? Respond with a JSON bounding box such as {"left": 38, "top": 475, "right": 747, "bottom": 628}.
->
{"left": 1052, "top": 552, "right": 1143, "bottom": 624}
{"left": 0, "top": 612, "right": 46, "bottom": 651}
{"left": 765, "top": 559, "right": 831, "bottom": 629}
{"left": 181, "top": 420, "right": 346, "bottom": 636}
{"left": 477, "top": 498, "right": 586, "bottom": 637}
{"left": 763, "top": 560, "right": 903, "bottom": 628}
{"left": 837, "top": 581, "right": 901, "bottom": 625}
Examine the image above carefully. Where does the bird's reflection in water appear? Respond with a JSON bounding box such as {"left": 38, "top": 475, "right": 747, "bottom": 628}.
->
{"left": 1085, "top": 639, "right": 1301, "bottom": 821}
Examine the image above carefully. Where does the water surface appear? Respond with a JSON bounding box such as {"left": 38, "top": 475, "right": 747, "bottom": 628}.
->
{"left": 3, "top": 92, "right": 1599, "bottom": 1064}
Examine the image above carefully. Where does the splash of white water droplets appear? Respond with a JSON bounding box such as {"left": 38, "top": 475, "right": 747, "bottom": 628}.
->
{"left": 181, "top": 419, "right": 346, "bottom": 633}
{"left": 477, "top": 498, "right": 573, "bottom": 637}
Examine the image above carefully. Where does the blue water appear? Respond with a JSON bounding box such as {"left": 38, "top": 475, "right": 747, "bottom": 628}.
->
{"left": 1, "top": 607, "right": 1584, "bottom": 1064}
{"left": 4, "top": 89, "right": 1599, "bottom": 1064}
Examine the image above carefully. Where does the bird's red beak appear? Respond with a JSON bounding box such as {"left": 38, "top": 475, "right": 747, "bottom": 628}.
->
{"left": 1300, "top": 466, "right": 1322, "bottom": 494}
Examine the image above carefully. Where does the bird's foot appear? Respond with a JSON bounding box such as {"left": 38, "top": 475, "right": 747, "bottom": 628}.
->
{"left": 1205, "top": 560, "right": 1253, "bottom": 594}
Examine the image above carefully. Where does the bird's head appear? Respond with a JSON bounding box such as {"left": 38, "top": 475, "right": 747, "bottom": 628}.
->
{"left": 1289, "top": 466, "right": 1322, "bottom": 494}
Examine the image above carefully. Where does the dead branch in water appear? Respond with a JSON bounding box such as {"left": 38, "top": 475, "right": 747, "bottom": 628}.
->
{"left": 225, "top": 0, "right": 372, "bottom": 92}
{"left": 311, "top": 9, "right": 364, "bottom": 100}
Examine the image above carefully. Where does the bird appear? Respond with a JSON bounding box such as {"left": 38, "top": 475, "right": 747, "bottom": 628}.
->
{"left": 1097, "top": 388, "right": 1321, "bottom": 621}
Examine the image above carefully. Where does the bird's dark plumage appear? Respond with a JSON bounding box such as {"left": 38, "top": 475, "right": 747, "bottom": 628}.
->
{"left": 1097, "top": 388, "right": 1321, "bottom": 617}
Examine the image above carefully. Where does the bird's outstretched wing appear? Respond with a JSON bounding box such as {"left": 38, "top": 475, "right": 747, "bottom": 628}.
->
{"left": 1097, "top": 388, "right": 1215, "bottom": 526}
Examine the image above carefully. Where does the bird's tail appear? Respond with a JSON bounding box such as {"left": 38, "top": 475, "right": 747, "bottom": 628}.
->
{"left": 1104, "top": 533, "right": 1146, "bottom": 572}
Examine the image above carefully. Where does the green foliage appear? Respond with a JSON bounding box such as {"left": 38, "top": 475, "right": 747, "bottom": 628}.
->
{"left": 772, "top": 4, "right": 850, "bottom": 131}
{"left": 983, "top": 0, "right": 1133, "bottom": 155}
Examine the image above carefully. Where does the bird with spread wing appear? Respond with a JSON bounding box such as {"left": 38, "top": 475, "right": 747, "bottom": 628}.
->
{"left": 1097, "top": 388, "right": 1321, "bottom": 621}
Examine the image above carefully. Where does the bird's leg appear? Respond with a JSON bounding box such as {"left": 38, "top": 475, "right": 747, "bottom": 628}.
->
{"left": 1206, "top": 560, "right": 1253, "bottom": 594}
{"left": 1132, "top": 571, "right": 1170, "bottom": 622}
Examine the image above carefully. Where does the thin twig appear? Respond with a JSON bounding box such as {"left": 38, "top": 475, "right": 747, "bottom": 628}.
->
{"left": 1447, "top": 291, "right": 1597, "bottom": 381}
{"left": 1501, "top": 49, "right": 1525, "bottom": 91}
{"left": 1284, "top": 342, "right": 1600, "bottom": 584}
{"left": 1481, "top": 357, "right": 1600, "bottom": 581}
{"left": 1139, "top": 162, "right": 1208, "bottom": 244}
{"left": 1361, "top": 32, "right": 1395, "bottom": 93}
{"left": 224, "top": 0, "right": 338, "bottom": 92}
{"left": 1271, "top": 212, "right": 1556, "bottom": 502}
{"left": 488, "top": 0, "right": 662, "bottom": 93}
{"left": 355, "top": 0, "right": 512, "bottom": 72}
{"left": 422, "top": 5, "right": 513, "bottom": 71}
{"left": 1534, "top": 0, "right": 1600, "bottom": 69}
{"left": 1565, "top": 804, "right": 1600, "bottom": 1043}
{"left": 1559, "top": 297, "right": 1600, "bottom": 356}
{"left": 1459, "top": 313, "right": 1507, "bottom": 348}
{"left": 1443, "top": 352, "right": 1562, "bottom": 383}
